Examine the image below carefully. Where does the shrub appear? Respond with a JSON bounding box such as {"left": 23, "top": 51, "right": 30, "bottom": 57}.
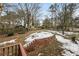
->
{"left": 7, "top": 31, "right": 14, "bottom": 36}
{"left": 14, "top": 25, "right": 26, "bottom": 34}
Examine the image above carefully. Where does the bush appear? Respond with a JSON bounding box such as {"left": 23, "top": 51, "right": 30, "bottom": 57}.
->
{"left": 7, "top": 31, "right": 14, "bottom": 36}
{"left": 14, "top": 25, "right": 26, "bottom": 34}
{"left": 0, "top": 28, "right": 14, "bottom": 35}
{"left": 71, "top": 36, "right": 77, "bottom": 44}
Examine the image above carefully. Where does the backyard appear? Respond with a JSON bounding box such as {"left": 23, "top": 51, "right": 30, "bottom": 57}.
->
{"left": 0, "top": 3, "right": 79, "bottom": 56}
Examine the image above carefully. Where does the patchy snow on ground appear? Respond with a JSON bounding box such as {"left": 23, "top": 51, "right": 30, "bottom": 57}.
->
{"left": 47, "top": 30, "right": 63, "bottom": 35}
{"left": 47, "top": 30, "right": 79, "bottom": 36}
{"left": 24, "top": 32, "right": 54, "bottom": 47}
{"left": 56, "top": 35, "right": 79, "bottom": 56}
{"left": 24, "top": 30, "right": 79, "bottom": 56}
{"left": 63, "top": 50, "right": 76, "bottom": 56}
{"left": 0, "top": 39, "right": 16, "bottom": 46}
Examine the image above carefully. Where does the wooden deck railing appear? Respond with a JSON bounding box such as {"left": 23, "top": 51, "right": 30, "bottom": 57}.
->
{"left": 0, "top": 43, "right": 27, "bottom": 56}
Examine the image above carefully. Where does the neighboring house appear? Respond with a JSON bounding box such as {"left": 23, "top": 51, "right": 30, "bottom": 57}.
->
{"left": 75, "top": 17, "right": 79, "bottom": 27}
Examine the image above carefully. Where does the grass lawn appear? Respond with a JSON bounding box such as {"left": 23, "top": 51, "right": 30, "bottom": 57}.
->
{"left": 65, "top": 33, "right": 79, "bottom": 41}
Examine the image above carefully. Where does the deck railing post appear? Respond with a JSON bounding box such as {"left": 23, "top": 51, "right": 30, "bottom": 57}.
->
{"left": 19, "top": 43, "right": 27, "bottom": 56}
{"left": 3, "top": 48, "right": 5, "bottom": 56}
{"left": 7, "top": 47, "right": 9, "bottom": 56}
{"left": 11, "top": 46, "right": 13, "bottom": 56}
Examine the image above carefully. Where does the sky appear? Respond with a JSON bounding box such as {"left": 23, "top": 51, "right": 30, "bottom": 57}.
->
{"left": 1, "top": 3, "right": 79, "bottom": 19}
{"left": 1, "top": 3, "right": 52, "bottom": 24}
{"left": 41, "top": 3, "right": 51, "bottom": 19}
{"left": 2, "top": 3, "right": 51, "bottom": 19}
{"left": 1, "top": 3, "right": 79, "bottom": 25}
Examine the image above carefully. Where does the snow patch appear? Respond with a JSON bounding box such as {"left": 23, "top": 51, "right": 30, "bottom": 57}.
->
{"left": 24, "top": 32, "right": 53, "bottom": 47}
{"left": 56, "top": 35, "right": 79, "bottom": 56}
{"left": 62, "top": 50, "right": 76, "bottom": 56}
{"left": 47, "top": 30, "right": 79, "bottom": 36}
{"left": 0, "top": 39, "right": 16, "bottom": 46}
{"left": 24, "top": 30, "right": 79, "bottom": 56}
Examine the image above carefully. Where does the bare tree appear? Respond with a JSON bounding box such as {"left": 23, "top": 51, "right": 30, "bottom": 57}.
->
{"left": 42, "top": 16, "right": 51, "bottom": 29}
{"left": 18, "top": 3, "right": 41, "bottom": 30}
{"left": 49, "top": 4, "right": 60, "bottom": 30}
{"left": 67, "top": 3, "right": 79, "bottom": 31}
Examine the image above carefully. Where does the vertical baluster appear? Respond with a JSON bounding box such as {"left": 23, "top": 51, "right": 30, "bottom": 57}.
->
{"left": 17, "top": 45, "right": 19, "bottom": 56}
{"left": 9, "top": 46, "right": 12, "bottom": 56}
{"left": 11, "top": 46, "right": 13, "bottom": 56}
{"left": 15, "top": 45, "right": 16, "bottom": 56}
{"left": 13, "top": 45, "right": 15, "bottom": 55}
{"left": 0, "top": 48, "right": 2, "bottom": 56}
{"left": 1, "top": 48, "right": 3, "bottom": 56}
{"left": 15, "top": 45, "right": 17, "bottom": 56}
{"left": 3, "top": 48, "right": 5, "bottom": 56}
{"left": 5, "top": 47, "right": 6, "bottom": 56}
{"left": 18, "top": 45, "right": 21, "bottom": 56}
{"left": 17, "top": 45, "right": 18, "bottom": 56}
{"left": 16, "top": 45, "right": 19, "bottom": 56}
{"left": 7, "top": 47, "right": 9, "bottom": 56}
{"left": 0, "top": 49, "right": 1, "bottom": 56}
